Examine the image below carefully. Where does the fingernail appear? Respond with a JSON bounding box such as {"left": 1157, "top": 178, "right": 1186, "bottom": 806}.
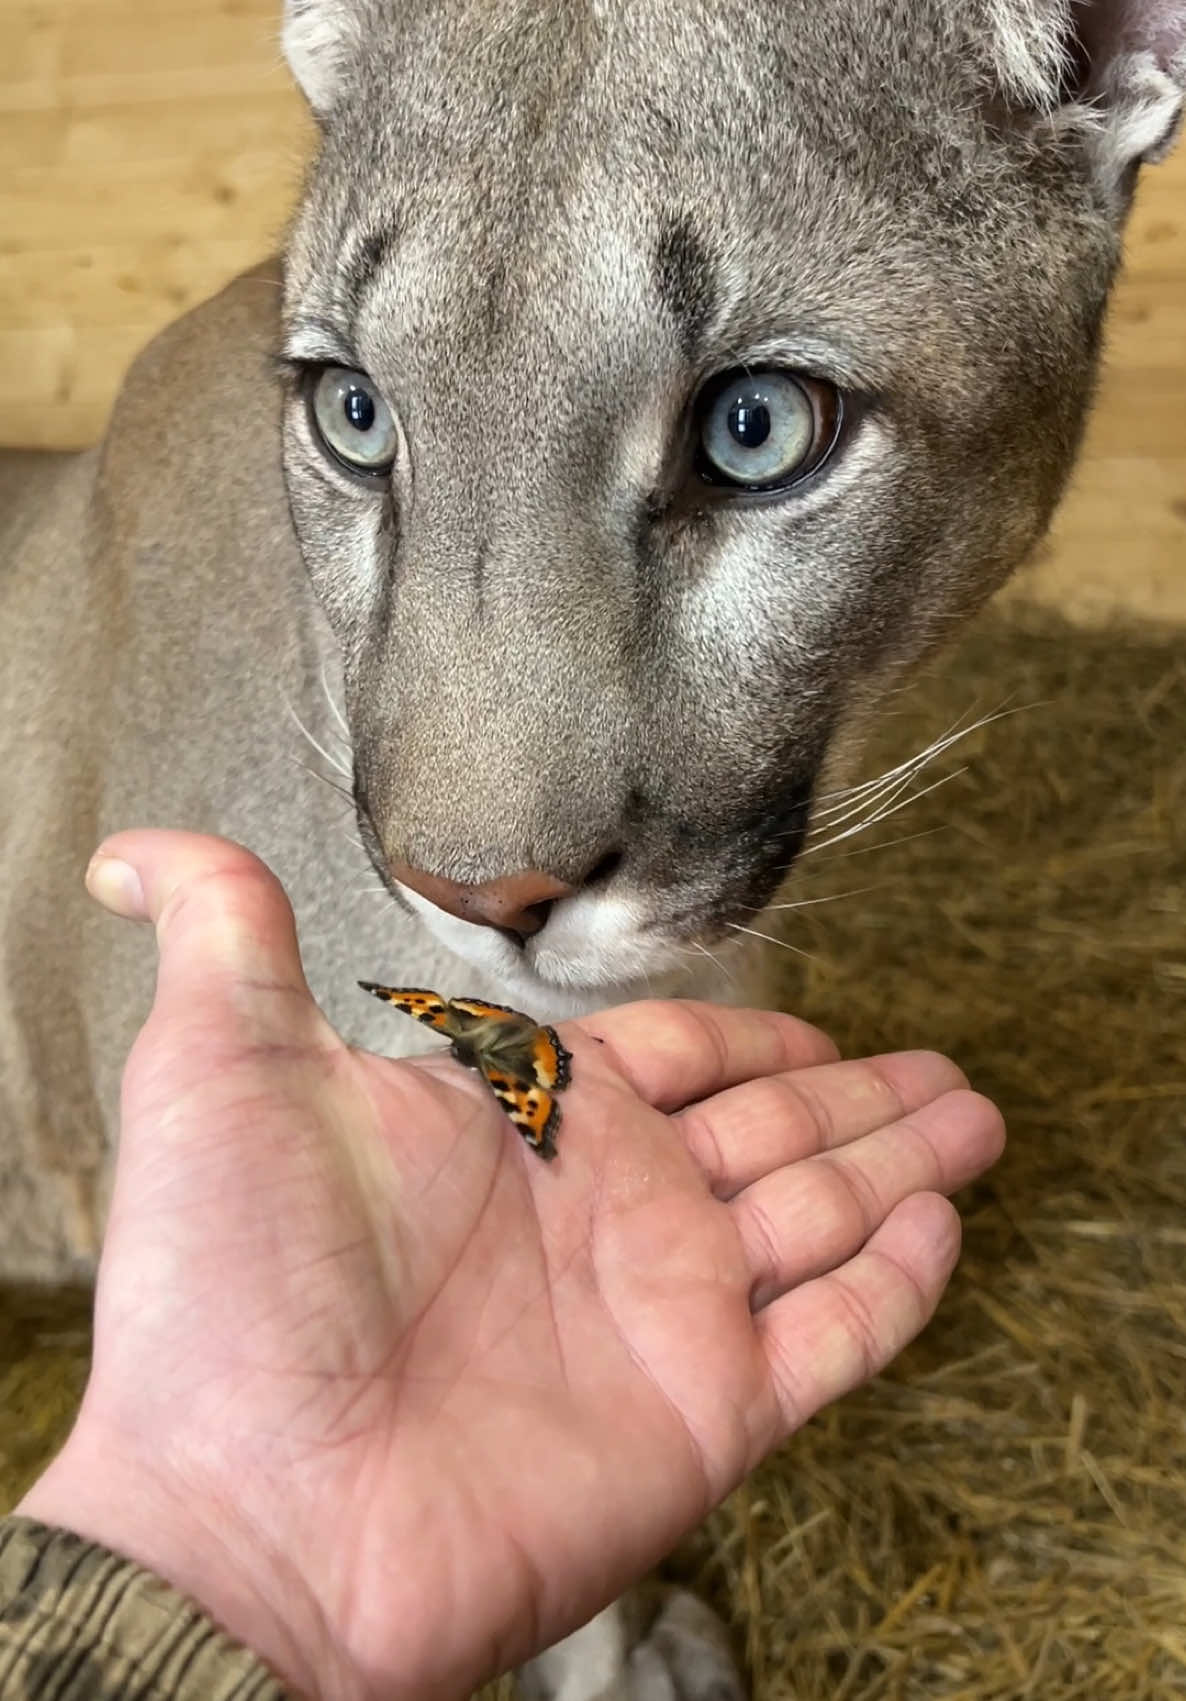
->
{"left": 86, "top": 854, "right": 146, "bottom": 920}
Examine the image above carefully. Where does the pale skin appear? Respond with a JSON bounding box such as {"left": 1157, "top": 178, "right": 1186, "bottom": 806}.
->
{"left": 21, "top": 831, "right": 1006, "bottom": 1701}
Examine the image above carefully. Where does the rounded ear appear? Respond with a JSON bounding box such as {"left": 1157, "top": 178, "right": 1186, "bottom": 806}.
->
{"left": 283, "top": 0, "right": 363, "bottom": 117}
{"left": 1067, "top": 0, "right": 1186, "bottom": 180}
{"left": 984, "top": 3, "right": 1185, "bottom": 196}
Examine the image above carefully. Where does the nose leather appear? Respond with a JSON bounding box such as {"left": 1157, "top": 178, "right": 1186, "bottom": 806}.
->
{"left": 391, "top": 861, "right": 576, "bottom": 938}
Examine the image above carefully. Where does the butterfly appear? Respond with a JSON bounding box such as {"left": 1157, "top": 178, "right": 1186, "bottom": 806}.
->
{"left": 358, "top": 984, "right": 572, "bottom": 1159}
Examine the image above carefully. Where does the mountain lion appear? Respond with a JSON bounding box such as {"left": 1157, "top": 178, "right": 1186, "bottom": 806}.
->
{"left": 1, "top": 0, "right": 1182, "bottom": 1693}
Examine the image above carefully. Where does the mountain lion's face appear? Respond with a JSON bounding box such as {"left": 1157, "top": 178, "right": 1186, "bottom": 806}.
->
{"left": 278, "top": 0, "right": 1179, "bottom": 1004}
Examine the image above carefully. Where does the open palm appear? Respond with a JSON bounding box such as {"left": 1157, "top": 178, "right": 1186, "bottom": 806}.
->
{"left": 23, "top": 832, "right": 1003, "bottom": 1701}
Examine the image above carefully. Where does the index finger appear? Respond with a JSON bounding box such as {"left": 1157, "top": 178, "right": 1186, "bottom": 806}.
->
{"left": 571, "top": 1000, "right": 839, "bottom": 1113}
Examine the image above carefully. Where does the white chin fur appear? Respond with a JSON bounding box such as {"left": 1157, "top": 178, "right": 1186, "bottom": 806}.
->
{"left": 395, "top": 881, "right": 700, "bottom": 1019}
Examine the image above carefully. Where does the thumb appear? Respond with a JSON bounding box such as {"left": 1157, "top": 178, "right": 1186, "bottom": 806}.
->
{"left": 86, "top": 829, "right": 334, "bottom": 1053}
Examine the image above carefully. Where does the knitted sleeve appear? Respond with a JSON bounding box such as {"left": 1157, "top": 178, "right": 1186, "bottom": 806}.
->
{"left": 0, "top": 1518, "right": 291, "bottom": 1700}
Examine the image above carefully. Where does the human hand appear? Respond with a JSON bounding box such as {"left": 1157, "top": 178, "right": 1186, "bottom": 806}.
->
{"left": 21, "top": 831, "right": 1004, "bottom": 1701}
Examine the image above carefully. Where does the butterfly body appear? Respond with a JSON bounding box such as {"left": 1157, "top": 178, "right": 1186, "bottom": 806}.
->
{"left": 359, "top": 984, "right": 572, "bottom": 1159}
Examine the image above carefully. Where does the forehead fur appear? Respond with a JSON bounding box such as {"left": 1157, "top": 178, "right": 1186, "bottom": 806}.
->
{"left": 287, "top": 0, "right": 1114, "bottom": 417}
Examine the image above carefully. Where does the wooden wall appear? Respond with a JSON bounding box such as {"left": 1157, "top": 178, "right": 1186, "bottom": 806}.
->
{"left": 1, "top": 0, "right": 313, "bottom": 449}
{"left": 2, "top": 0, "right": 1183, "bottom": 620}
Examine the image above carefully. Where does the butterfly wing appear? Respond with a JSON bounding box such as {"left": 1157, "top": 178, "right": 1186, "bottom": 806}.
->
{"left": 447, "top": 999, "right": 571, "bottom": 1158}
{"left": 475, "top": 1060, "right": 561, "bottom": 1160}
{"left": 528, "top": 1025, "right": 572, "bottom": 1094}
{"left": 446, "top": 996, "right": 524, "bottom": 1022}
{"left": 446, "top": 1000, "right": 572, "bottom": 1092}
{"left": 358, "top": 983, "right": 455, "bottom": 1034}
{"left": 360, "top": 988, "right": 570, "bottom": 1158}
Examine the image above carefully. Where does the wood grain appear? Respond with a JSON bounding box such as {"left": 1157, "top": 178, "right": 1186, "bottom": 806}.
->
{"left": 0, "top": 0, "right": 311, "bottom": 448}
{"left": 1, "top": 0, "right": 1182, "bottom": 618}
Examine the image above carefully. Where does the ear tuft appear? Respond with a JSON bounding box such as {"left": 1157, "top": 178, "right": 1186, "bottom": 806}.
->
{"left": 283, "top": 0, "right": 361, "bottom": 116}
{"left": 1070, "top": 1, "right": 1186, "bottom": 181}
{"left": 985, "top": 3, "right": 1185, "bottom": 189}
{"left": 984, "top": 0, "right": 1074, "bottom": 109}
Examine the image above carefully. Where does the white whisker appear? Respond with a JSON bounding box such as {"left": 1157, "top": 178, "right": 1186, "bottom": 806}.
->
{"left": 810, "top": 734, "right": 958, "bottom": 827}
{"left": 811, "top": 731, "right": 956, "bottom": 827}
{"left": 319, "top": 663, "right": 353, "bottom": 744}
{"left": 284, "top": 697, "right": 352, "bottom": 780}
{"left": 767, "top": 824, "right": 950, "bottom": 880}
{"left": 811, "top": 824, "right": 951, "bottom": 864}
{"left": 766, "top": 885, "right": 879, "bottom": 912}
{"left": 287, "top": 753, "right": 353, "bottom": 805}
{"left": 802, "top": 765, "right": 968, "bottom": 858}
{"left": 809, "top": 702, "right": 1033, "bottom": 829}
{"left": 812, "top": 715, "right": 967, "bottom": 812}
{"left": 725, "top": 922, "right": 819, "bottom": 962}
{"left": 808, "top": 759, "right": 932, "bottom": 837}
{"left": 689, "top": 938, "right": 737, "bottom": 986}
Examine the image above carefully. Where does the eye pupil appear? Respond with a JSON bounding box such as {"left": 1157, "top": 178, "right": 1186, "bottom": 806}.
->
{"left": 344, "top": 388, "right": 376, "bottom": 432}
{"left": 310, "top": 366, "right": 398, "bottom": 475}
{"left": 729, "top": 399, "right": 771, "bottom": 450}
{"left": 699, "top": 368, "right": 833, "bottom": 491}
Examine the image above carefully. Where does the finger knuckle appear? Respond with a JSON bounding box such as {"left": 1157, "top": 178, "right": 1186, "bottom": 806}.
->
{"left": 783, "top": 1075, "right": 837, "bottom": 1150}
{"left": 763, "top": 1324, "right": 810, "bottom": 1433}
{"left": 819, "top": 1152, "right": 883, "bottom": 1241}
{"left": 833, "top": 1274, "right": 885, "bottom": 1383}
{"left": 741, "top": 1198, "right": 786, "bottom": 1297}
{"left": 679, "top": 1104, "right": 729, "bottom": 1188}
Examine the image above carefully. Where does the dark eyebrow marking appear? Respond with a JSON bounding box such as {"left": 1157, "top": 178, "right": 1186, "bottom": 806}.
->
{"left": 342, "top": 219, "right": 403, "bottom": 313}
{"left": 472, "top": 531, "right": 490, "bottom": 616}
{"left": 653, "top": 214, "right": 716, "bottom": 354}
{"left": 481, "top": 254, "right": 511, "bottom": 341}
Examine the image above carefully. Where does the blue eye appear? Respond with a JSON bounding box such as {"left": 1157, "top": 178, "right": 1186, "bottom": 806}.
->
{"left": 312, "top": 367, "right": 398, "bottom": 473}
{"left": 699, "top": 369, "right": 830, "bottom": 489}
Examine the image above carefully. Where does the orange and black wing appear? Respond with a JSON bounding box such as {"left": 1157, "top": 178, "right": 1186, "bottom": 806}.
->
{"left": 446, "top": 996, "right": 525, "bottom": 1022}
{"left": 528, "top": 1025, "right": 572, "bottom": 1094}
{"left": 358, "top": 984, "right": 454, "bottom": 1034}
{"left": 447, "top": 999, "right": 572, "bottom": 1094}
{"left": 475, "top": 1060, "right": 561, "bottom": 1160}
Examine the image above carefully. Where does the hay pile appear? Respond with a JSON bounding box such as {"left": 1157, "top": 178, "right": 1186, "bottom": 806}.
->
{"left": 669, "top": 601, "right": 1186, "bottom": 1698}
{"left": 0, "top": 1286, "right": 89, "bottom": 1510}
{"left": 4, "top": 600, "right": 1185, "bottom": 1698}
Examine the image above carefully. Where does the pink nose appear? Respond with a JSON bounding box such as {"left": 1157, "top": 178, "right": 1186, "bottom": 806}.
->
{"left": 391, "top": 862, "right": 576, "bottom": 939}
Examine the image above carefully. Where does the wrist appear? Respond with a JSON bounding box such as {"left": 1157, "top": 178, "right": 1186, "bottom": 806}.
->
{"left": 18, "top": 1418, "right": 345, "bottom": 1701}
